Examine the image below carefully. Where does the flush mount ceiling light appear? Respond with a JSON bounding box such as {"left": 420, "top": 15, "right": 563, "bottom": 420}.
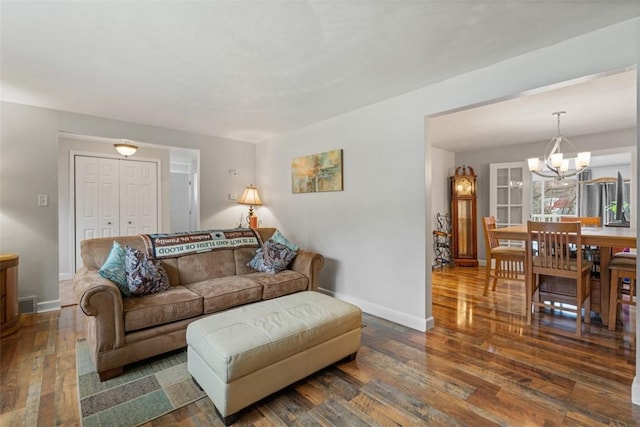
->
{"left": 527, "top": 111, "right": 591, "bottom": 180}
{"left": 114, "top": 140, "right": 138, "bottom": 157}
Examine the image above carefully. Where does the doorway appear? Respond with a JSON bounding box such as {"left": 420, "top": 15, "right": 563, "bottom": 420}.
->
{"left": 427, "top": 68, "right": 637, "bottom": 262}
{"left": 170, "top": 172, "right": 194, "bottom": 232}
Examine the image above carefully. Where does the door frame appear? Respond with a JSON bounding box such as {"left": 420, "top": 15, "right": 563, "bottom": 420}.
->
{"left": 170, "top": 171, "right": 197, "bottom": 232}
{"left": 67, "top": 150, "right": 162, "bottom": 274}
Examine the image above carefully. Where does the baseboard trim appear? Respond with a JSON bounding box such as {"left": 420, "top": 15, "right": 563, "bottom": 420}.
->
{"left": 318, "top": 288, "right": 432, "bottom": 332}
{"left": 424, "top": 315, "right": 435, "bottom": 330}
{"left": 37, "top": 299, "right": 61, "bottom": 313}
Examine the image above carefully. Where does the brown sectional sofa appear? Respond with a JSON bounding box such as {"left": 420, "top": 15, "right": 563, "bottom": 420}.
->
{"left": 73, "top": 228, "right": 324, "bottom": 381}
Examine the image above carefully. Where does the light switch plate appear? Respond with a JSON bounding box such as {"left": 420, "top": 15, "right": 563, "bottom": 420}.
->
{"left": 37, "top": 194, "right": 49, "bottom": 207}
{"left": 229, "top": 193, "right": 238, "bottom": 200}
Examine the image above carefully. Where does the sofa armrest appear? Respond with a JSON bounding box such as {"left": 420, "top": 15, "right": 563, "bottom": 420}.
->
{"left": 73, "top": 268, "right": 126, "bottom": 351}
{"left": 289, "top": 250, "right": 324, "bottom": 291}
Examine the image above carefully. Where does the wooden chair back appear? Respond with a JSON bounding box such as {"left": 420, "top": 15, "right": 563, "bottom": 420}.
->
{"left": 560, "top": 216, "right": 601, "bottom": 272}
{"left": 527, "top": 221, "right": 584, "bottom": 279}
{"left": 560, "top": 216, "right": 601, "bottom": 227}
{"left": 482, "top": 216, "right": 525, "bottom": 295}
{"left": 526, "top": 220, "right": 591, "bottom": 336}
{"left": 608, "top": 252, "right": 637, "bottom": 331}
{"left": 482, "top": 216, "right": 499, "bottom": 254}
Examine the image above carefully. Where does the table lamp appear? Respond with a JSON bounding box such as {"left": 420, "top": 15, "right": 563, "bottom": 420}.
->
{"left": 238, "top": 184, "right": 263, "bottom": 228}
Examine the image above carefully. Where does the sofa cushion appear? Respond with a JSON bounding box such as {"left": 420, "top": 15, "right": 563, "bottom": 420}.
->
{"left": 81, "top": 235, "right": 146, "bottom": 270}
{"left": 244, "top": 270, "right": 308, "bottom": 299}
{"left": 160, "top": 258, "right": 181, "bottom": 286}
{"left": 125, "top": 246, "right": 171, "bottom": 296}
{"left": 234, "top": 247, "right": 259, "bottom": 276}
{"left": 185, "top": 276, "right": 263, "bottom": 314}
{"left": 122, "top": 286, "right": 203, "bottom": 332}
{"left": 177, "top": 250, "right": 237, "bottom": 285}
{"left": 98, "top": 241, "right": 132, "bottom": 297}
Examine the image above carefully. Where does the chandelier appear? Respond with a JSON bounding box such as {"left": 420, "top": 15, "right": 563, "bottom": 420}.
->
{"left": 527, "top": 111, "right": 591, "bottom": 180}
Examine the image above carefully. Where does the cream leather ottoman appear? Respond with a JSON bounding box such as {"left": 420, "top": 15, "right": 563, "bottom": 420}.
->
{"left": 186, "top": 291, "right": 362, "bottom": 425}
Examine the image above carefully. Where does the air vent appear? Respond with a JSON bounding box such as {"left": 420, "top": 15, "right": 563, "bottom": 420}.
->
{"left": 18, "top": 296, "right": 38, "bottom": 314}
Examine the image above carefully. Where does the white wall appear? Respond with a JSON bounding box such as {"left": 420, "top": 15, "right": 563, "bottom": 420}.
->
{"left": 429, "top": 147, "right": 455, "bottom": 268}
{"left": 0, "top": 102, "right": 256, "bottom": 310}
{"left": 256, "top": 19, "right": 640, "bottom": 392}
{"left": 258, "top": 102, "right": 429, "bottom": 330}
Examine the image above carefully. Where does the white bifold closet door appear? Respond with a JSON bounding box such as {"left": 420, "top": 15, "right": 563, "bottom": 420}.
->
{"left": 75, "top": 155, "right": 158, "bottom": 271}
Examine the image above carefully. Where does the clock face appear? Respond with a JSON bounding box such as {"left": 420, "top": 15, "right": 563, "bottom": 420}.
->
{"left": 457, "top": 178, "right": 473, "bottom": 196}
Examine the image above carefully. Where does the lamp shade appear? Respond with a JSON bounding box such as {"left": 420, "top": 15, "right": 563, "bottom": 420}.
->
{"left": 576, "top": 152, "right": 591, "bottom": 168}
{"left": 527, "top": 157, "right": 540, "bottom": 172}
{"left": 114, "top": 142, "right": 138, "bottom": 157}
{"left": 238, "top": 185, "right": 262, "bottom": 206}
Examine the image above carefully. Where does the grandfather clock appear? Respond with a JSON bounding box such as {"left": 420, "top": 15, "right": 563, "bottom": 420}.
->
{"left": 450, "top": 165, "right": 478, "bottom": 267}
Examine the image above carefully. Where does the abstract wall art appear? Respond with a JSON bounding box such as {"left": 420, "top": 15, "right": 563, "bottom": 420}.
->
{"left": 291, "top": 149, "right": 343, "bottom": 193}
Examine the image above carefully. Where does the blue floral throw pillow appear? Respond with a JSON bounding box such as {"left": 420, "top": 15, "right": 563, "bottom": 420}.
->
{"left": 98, "top": 241, "right": 132, "bottom": 297}
{"left": 270, "top": 230, "right": 299, "bottom": 252}
{"left": 124, "top": 246, "right": 170, "bottom": 296}
{"left": 248, "top": 241, "right": 297, "bottom": 274}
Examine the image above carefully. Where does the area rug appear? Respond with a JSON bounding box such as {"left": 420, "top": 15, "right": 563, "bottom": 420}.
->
{"left": 76, "top": 339, "right": 206, "bottom": 426}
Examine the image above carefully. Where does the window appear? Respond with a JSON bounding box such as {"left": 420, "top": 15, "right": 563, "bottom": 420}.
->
{"left": 490, "top": 162, "right": 530, "bottom": 228}
{"left": 531, "top": 176, "right": 578, "bottom": 222}
{"left": 490, "top": 161, "right": 530, "bottom": 247}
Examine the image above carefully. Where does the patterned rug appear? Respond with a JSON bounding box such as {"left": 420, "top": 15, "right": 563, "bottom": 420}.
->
{"left": 76, "top": 339, "right": 206, "bottom": 426}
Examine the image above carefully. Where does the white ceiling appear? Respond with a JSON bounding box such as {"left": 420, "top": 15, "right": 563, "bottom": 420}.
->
{"left": 2, "top": 2, "right": 639, "bottom": 144}
{"left": 429, "top": 69, "right": 637, "bottom": 152}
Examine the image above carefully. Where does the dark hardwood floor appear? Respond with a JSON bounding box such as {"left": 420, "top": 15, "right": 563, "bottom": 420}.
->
{"left": 1, "top": 267, "right": 637, "bottom": 426}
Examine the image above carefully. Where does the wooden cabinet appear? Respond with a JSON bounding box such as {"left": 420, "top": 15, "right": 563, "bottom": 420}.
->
{"left": 450, "top": 166, "right": 478, "bottom": 267}
{"left": 1, "top": 254, "right": 21, "bottom": 338}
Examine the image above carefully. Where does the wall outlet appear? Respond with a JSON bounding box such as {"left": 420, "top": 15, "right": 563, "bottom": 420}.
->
{"left": 37, "top": 194, "right": 49, "bottom": 207}
{"left": 229, "top": 193, "right": 238, "bottom": 200}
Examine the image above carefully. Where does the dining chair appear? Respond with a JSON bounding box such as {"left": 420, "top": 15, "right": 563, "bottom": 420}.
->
{"left": 560, "top": 216, "right": 601, "bottom": 275}
{"left": 481, "top": 216, "right": 525, "bottom": 296}
{"left": 526, "top": 221, "right": 592, "bottom": 337}
{"left": 560, "top": 216, "right": 601, "bottom": 227}
{"left": 608, "top": 251, "right": 636, "bottom": 331}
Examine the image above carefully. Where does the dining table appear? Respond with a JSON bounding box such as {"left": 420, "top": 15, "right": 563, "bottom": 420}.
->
{"left": 489, "top": 223, "right": 637, "bottom": 327}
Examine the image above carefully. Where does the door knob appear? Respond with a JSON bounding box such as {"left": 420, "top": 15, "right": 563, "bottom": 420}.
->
{"left": 107, "top": 222, "right": 112, "bottom": 225}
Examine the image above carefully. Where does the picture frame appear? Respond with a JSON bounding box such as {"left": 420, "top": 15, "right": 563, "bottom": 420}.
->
{"left": 291, "top": 149, "right": 343, "bottom": 193}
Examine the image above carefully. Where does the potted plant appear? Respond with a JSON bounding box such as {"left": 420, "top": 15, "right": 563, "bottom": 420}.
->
{"left": 606, "top": 200, "right": 630, "bottom": 224}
